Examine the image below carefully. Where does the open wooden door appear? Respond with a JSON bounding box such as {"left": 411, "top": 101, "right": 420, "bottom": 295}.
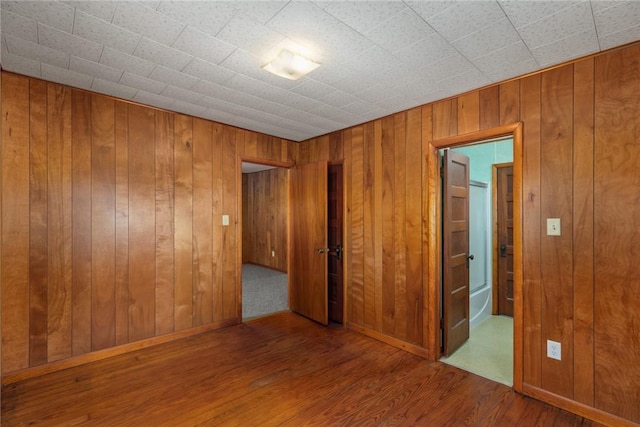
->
{"left": 442, "top": 150, "right": 471, "bottom": 356}
{"left": 290, "top": 161, "right": 328, "bottom": 325}
{"left": 496, "top": 164, "right": 514, "bottom": 316}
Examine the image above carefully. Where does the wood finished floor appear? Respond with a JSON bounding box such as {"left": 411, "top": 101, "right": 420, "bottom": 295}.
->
{"left": 2, "top": 312, "right": 602, "bottom": 426}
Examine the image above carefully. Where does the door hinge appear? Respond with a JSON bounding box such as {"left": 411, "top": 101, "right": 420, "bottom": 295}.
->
{"left": 440, "top": 318, "right": 444, "bottom": 329}
{"left": 439, "top": 166, "right": 444, "bottom": 178}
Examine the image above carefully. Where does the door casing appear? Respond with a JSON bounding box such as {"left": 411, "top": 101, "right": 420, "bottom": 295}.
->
{"left": 426, "top": 123, "right": 524, "bottom": 393}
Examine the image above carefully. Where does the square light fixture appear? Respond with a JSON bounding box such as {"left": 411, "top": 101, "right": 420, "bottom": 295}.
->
{"left": 262, "top": 49, "right": 320, "bottom": 80}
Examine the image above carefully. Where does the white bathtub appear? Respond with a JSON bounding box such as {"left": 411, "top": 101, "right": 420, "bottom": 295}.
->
{"left": 470, "top": 285, "right": 492, "bottom": 328}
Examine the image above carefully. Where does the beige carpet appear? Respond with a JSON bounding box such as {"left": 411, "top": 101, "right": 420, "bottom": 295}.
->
{"left": 440, "top": 315, "right": 513, "bottom": 386}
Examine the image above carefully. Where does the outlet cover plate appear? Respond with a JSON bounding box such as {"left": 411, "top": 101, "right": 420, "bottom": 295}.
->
{"left": 547, "top": 218, "right": 561, "bottom": 236}
{"left": 547, "top": 339, "right": 561, "bottom": 360}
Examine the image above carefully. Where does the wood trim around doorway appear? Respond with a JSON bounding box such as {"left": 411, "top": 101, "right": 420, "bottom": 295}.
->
{"left": 425, "top": 122, "right": 523, "bottom": 393}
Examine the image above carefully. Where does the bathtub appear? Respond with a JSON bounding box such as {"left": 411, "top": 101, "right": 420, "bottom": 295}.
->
{"left": 470, "top": 285, "right": 492, "bottom": 328}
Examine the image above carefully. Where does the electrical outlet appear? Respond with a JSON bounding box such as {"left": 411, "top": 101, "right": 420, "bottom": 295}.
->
{"left": 547, "top": 340, "right": 561, "bottom": 360}
{"left": 547, "top": 218, "right": 561, "bottom": 236}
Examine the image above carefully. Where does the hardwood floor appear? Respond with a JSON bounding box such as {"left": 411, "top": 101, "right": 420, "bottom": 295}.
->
{"left": 2, "top": 312, "right": 602, "bottom": 426}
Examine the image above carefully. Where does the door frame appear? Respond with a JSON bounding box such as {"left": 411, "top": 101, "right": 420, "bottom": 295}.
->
{"left": 492, "top": 162, "right": 514, "bottom": 316}
{"left": 236, "top": 156, "right": 294, "bottom": 321}
{"left": 425, "top": 122, "right": 523, "bottom": 392}
{"left": 328, "top": 161, "right": 346, "bottom": 324}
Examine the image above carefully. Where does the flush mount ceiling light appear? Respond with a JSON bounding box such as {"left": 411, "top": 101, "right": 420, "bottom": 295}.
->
{"left": 262, "top": 49, "right": 320, "bottom": 80}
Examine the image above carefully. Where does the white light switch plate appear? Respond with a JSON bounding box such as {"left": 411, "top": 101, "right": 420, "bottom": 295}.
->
{"left": 547, "top": 218, "right": 561, "bottom": 236}
{"left": 222, "top": 215, "right": 229, "bottom": 226}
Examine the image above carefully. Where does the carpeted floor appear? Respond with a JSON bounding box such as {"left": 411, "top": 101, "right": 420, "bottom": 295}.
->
{"left": 242, "top": 264, "right": 288, "bottom": 319}
{"left": 439, "top": 315, "right": 513, "bottom": 386}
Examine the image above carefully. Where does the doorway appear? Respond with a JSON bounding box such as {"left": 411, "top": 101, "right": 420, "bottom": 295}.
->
{"left": 328, "top": 163, "right": 344, "bottom": 324}
{"left": 439, "top": 136, "right": 515, "bottom": 386}
{"left": 241, "top": 161, "right": 289, "bottom": 320}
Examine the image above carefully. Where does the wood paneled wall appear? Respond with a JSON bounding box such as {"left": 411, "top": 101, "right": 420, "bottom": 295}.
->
{"left": 241, "top": 168, "right": 288, "bottom": 272}
{"left": 0, "top": 72, "right": 295, "bottom": 374}
{"left": 296, "top": 44, "right": 640, "bottom": 424}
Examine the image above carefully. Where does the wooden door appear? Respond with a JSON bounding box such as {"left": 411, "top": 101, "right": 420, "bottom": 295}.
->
{"left": 328, "top": 164, "right": 344, "bottom": 324}
{"left": 496, "top": 164, "right": 514, "bottom": 316}
{"left": 290, "top": 161, "right": 328, "bottom": 325}
{"left": 442, "top": 150, "right": 470, "bottom": 356}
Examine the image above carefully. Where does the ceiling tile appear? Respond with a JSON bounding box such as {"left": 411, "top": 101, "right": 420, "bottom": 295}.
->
{"left": 599, "top": 23, "right": 640, "bottom": 50}
{"left": 156, "top": 1, "right": 236, "bottom": 36}
{"left": 133, "top": 90, "right": 175, "bottom": 110}
{"left": 291, "top": 79, "right": 336, "bottom": 99}
{"left": 38, "top": 23, "right": 103, "bottom": 62}
{"left": 232, "top": 1, "right": 289, "bottom": 24}
{"left": 517, "top": 1, "right": 595, "bottom": 49}
{"left": 323, "top": 1, "right": 406, "bottom": 35}
{"left": 160, "top": 85, "right": 204, "bottom": 104}
{"left": 452, "top": 18, "right": 521, "bottom": 60}
{"left": 472, "top": 40, "right": 537, "bottom": 80}
{"left": 120, "top": 71, "right": 167, "bottom": 94}
{"left": 100, "top": 47, "right": 156, "bottom": 77}
{"left": 172, "top": 26, "right": 236, "bottom": 65}
{"left": 1, "top": 1, "right": 75, "bottom": 32}
{"left": 318, "top": 90, "right": 360, "bottom": 108}
{"left": 182, "top": 58, "right": 235, "bottom": 85}
{"left": 282, "top": 109, "right": 344, "bottom": 131}
{"left": 499, "top": 1, "right": 583, "bottom": 29}
{"left": 424, "top": 1, "right": 506, "bottom": 42}
{"left": 593, "top": 1, "right": 640, "bottom": 38}
{"left": 70, "top": 56, "right": 122, "bottom": 83}
{"left": 1, "top": 9, "right": 37, "bottom": 43}
{"left": 308, "top": 103, "right": 361, "bottom": 126}
{"left": 73, "top": 10, "right": 141, "bottom": 54}
{"left": 41, "top": 63, "right": 93, "bottom": 90}
{"left": 217, "top": 14, "right": 285, "bottom": 57}
{"left": 133, "top": 37, "right": 193, "bottom": 71}
{"left": 341, "top": 99, "right": 381, "bottom": 116}
{"left": 365, "top": 7, "right": 435, "bottom": 52}
{"left": 1, "top": 51, "right": 41, "bottom": 78}
{"left": 149, "top": 65, "right": 198, "bottom": 90}
{"left": 193, "top": 80, "right": 291, "bottom": 116}
{"left": 394, "top": 32, "right": 457, "bottom": 69}
{"left": 113, "top": 2, "right": 185, "bottom": 45}
{"left": 531, "top": 28, "right": 599, "bottom": 67}
{"left": 63, "top": 1, "right": 118, "bottom": 22}
{"left": 404, "top": 1, "right": 455, "bottom": 20}
{"left": 170, "top": 100, "right": 208, "bottom": 118}
{"left": 91, "top": 77, "right": 138, "bottom": 100}
{"left": 219, "top": 48, "right": 299, "bottom": 89}
{"left": 5, "top": 35, "right": 69, "bottom": 69}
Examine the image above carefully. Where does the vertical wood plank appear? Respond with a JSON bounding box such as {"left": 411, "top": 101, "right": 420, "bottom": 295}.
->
{"left": 242, "top": 130, "right": 257, "bottom": 158}
{"left": 114, "top": 101, "right": 129, "bottom": 345}
{"left": 432, "top": 99, "right": 458, "bottom": 140}
{"left": 222, "top": 127, "right": 237, "bottom": 320}
{"left": 381, "top": 116, "right": 395, "bottom": 336}
{"left": 405, "top": 107, "right": 422, "bottom": 345}
{"left": 29, "top": 80, "right": 49, "bottom": 366}
{"left": 128, "top": 104, "right": 156, "bottom": 342}
{"left": 174, "top": 114, "right": 193, "bottom": 331}
{"left": 373, "top": 121, "right": 384, "bottom": 332}
{"left": 593, "top": 45, "right": 640, "bottom": 423}
{"left": 72, "top": 91, "right": 92, "bottom": 355}
{"left": 47, "top": 83, "right": 72, "bottom": 362}
{"left": 343, "top": 128, "right": 353, "bottom": 324}
{"left": 155, "top": 111, "right": 175, "bottom": 335}
{"left": 540, "top": 65, "right": 574, "bottom": 398}
{"left": 91, "top": 94, "right": 116, "bottom": 351}
{"left": 193, "top": 118, "right": 213, "bottom": 326}
{"left": 572, "top": 58, "right": 595, "bottom": 406}
{"left": 363, "top": 122, "right": 376, "bottom": 329}
{"left": 520, "top": 74, "right": 542, "bottom": 388}
{"left": 1, "top": 73, "right": 30, "bottom": 372}
{"left": 479, "top": 86, "right": 500, "bottom": 130}
{"left": 457, "top": 92, "right": 480, "bottom": 134}
{"left": 350, "top": 126, "right": 365, "bottom": 327}
{"left": 500, "top": 80, "right": 521, "bottom": 125}
{"left": 212, "top": 123, "right": 224, "bottom": 321}
{"left": 393, "top": 113, "right": 407, "bottom": 340}
{"left": 329, "top": 132, "right": 343, "bottom": 162}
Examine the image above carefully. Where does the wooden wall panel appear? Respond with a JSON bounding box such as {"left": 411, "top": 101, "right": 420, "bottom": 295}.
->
{"left": 381, "top": 116, "right": 395, "bottom": 336}
{"left": 540, "top": 65, "right": 574, "bottom": 399}
{"left": 46, "top": 84, "right": 72, "bottom": 363}
{"left": 29, "top": 80, "right": 49, "bottom": 366}
{"left": 72, "top": 91, "right": 92, "bottom": 355}
{"left": 349, "top": 126, "right": 365, "bottom": 327}
{"left": 1, "top": 73, "right": 296, "bottom": 377}
{"left": 479, "top": 86, "right": 500, "bottom": 130}
{"left": 593, "top": 45, "right": 640, "bottom": 424}
{"left": 392, "top": 113, "right": 407, "bottom": 340}
{"left": 457, "top": 92, "right": 479, "bottom": 134}
{"left": 242, "top": 168, "right": 288, "bottom": 272}
{"left": 500, "top": 80, "right": 520, "bottom": 124}
{"left": 90, "top": 94, "right": 116, "bottom": 351}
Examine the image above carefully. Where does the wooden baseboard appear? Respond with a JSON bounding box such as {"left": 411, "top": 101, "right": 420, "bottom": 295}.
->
{"left": 2, "top": 318, "right": 239, "bottom": 385}
{"left": 522, "top": 383, "right": 639, "bottom": 427}
{"left": 346, "top": 322, "right": 430, "bottom": 359}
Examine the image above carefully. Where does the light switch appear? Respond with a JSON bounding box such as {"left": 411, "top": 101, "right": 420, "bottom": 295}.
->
{"left": 547, "top": 218, "right": 561, "bottom": 236}
{"left": 222, "top": 215, "right": 229, "bottom": 226}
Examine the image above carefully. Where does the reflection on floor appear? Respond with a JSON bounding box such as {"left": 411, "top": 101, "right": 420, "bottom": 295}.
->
{"left": 440, "top": 315, "right": 513, "bottom": 386}
{"left": 242, "top": 264, "right": 288, "bottom": 320}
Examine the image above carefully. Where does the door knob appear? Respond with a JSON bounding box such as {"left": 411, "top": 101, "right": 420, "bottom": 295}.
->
{"left": 466, "top": 254, "right": 474, "bottom": 268}
{"left": 328, "top": 244, "right": 343, "bottom": 260}
{"left": 316, "top": 248, "right": 326, "bottom": 254}
{"left": 500, "top": 244, "right": 507, "bottom": 258}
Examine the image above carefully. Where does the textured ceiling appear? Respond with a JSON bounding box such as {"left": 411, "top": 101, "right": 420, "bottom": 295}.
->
{"left": 1, "top": 1, "right": 639, "bottom": 142}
